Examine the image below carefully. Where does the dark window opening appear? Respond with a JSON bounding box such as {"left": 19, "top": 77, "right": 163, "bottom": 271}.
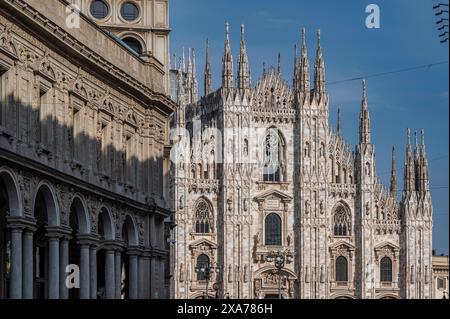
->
{"left": 336, "top": 256, "right": 348, "bottom": 282}
{"left": 265, "top": 213, "right": 282, "bottom": 246}
{"left": 121, "top": 2, "right": 140, "bottom": 21}
{"left": 122, "top": 37, "right": 143, "bottom": 55}
{"left": 90, "top": 0, "right": 109, "bottom": 19}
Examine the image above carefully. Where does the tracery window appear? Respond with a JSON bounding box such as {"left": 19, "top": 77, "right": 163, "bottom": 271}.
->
{"left": 380, "top": 257, "right": 392, "bottom": 282}
{"left": 194, "top": 199, "right": 213, "bottom": 234}
{"left": 333, "top": 205, "right": 351, "bottom": 236}
{"left": 265, "top": 213, "right": 282, "bottom": 246}
{"left": 336, "top": 256, "right": 348, "bottom": 282}
{"left": 262, "top": 128, "right": 285, "bottom": 182}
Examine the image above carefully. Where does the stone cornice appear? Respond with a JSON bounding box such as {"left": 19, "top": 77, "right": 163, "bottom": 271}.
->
{"left": 0, "top": 148, "right": 171, "bottom": 219}
{"left": 0, "top": 0, "right": 175, "bottom": 116}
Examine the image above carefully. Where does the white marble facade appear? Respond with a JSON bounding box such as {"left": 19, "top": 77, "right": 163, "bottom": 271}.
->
{"left": 170, "top": 24, "right": 434, "bottom": 299}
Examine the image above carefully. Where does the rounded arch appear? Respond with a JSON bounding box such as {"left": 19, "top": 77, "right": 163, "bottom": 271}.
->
{"left": 253, "top": 265, "right": 298, "bottom": 280}
{"left": 331, "top": 293, "right": 355, "bottom": 299}
{"left": 380, "top": 256, "right": 393, "bottom": 282}
{"left": 69, "top": 194, "right": 91, "bottom": 235}
{"left": 122, "top": 214, "right": 138, "bottom": 246}
{"left": 264, "top": 213, "right": 282, "bottom": 246}
{"left": 377, "top": 293, "right": 399, "bottom": 299}
{"left": 97, "top": 206, "right": 115, "bottom": 240}
{"left": 118, "top": 32, "right": 146, "bottom": 54}
{"left": 0, "top": 167, "right": 22, "bottom": 217}
{"left": 335, "top": 256, "right": 348, "bottom": 282}
{"left": 190, "top": 292, "right": 216, "bottom": 299}
{"left": 33, "top": 181, "right": 60, "bottom": 227}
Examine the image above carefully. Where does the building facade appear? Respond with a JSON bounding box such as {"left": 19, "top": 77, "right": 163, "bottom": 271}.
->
{"left": 70, "top": 0, "right": 171, "bottom": 92}
{"left": 432, "top": 253, "right": 449, "bottom": 299}
{"left": 0, "top": 0, "right": 174, "bottom": 299}
{"left": 170, "top": 24, "right": 434, "bottom": 299}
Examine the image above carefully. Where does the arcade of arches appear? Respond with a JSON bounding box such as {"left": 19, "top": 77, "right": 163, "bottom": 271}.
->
{"left": 0, "top": 167, "right": 168, "bottom": 299}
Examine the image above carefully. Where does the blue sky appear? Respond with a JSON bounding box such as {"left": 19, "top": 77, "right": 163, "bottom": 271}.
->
{"left": 170, "top": 0, "right": 449, "bottom": 254}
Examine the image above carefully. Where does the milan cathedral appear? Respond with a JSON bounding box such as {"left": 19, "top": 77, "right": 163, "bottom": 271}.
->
{"left": 170, "top": 24, "right": 433, "bottom": 299}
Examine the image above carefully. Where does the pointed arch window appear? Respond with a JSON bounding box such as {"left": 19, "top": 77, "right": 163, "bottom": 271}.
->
{"left": 380, "top": 257, "right": 392, "bottom": 282}
{"left": 194, "top": 199, "right": 213, "bottom": 234}
{"left": 262, "top": 128, "right": 286, "bottom": 182}
{"left": 265, "top": 213, "right": 282, "bottom": 246}
{"left": 336, "top": 256, "right": 348, "bottom": 282}
{"left": 333, "top": 205, "right": 351, "bottom": 236}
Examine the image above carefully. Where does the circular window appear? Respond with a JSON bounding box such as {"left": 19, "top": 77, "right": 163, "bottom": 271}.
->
{"left": 90, "top": 0, "right": 109, "bottom": 20}
{"left": 121, "top": 2, "right": 140, "bottom": 21}
{"left": 122, "top": 37, "right": 142, "bottom": 54}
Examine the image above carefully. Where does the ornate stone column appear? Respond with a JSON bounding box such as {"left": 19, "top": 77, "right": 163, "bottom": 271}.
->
{"left": 47, "top": 234, "right": 60, "bottom": 299}
{"left": 138, "top": 255, "right": 145, "bottom": 299}
{"left": 7, "top": 217, "right": 36, "bottom": 299}
{"left": 114, "top": 247, "right": 123, "bottom": 299}
{"left": 90, "top": 244, "right": 98, "bottom": 299}
{"left": 22, "top": 227, "right": 35, "bottom": 299}
{"left": 59, "top": 234, "right": 70, "bottom": 299}
{"left": 128, "top": 250, "right": 139, "bottom": 299}
{"left": 142, "top": 253, "right": 151, "bottom": 299}
{"left": 103, "top": 242, "right": 118, "bottom": 299}
{"left": 79, "top": 243, "right": 90, "bottom": 299}
{"left": 9, "top": 226, "right": 23, "bottom": 299}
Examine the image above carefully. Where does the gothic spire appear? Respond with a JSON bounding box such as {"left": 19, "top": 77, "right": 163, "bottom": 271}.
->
{"left": 404, "top": 128, "right": 416, "bottom": 194}
{"left": 419, "top": 129, "right": 430, "bottom": 194}
{"left": 277, "top": 53, "right": 282, "bottom": 77}
{"left": 173, "top": 53, "right": 177, "bottom": 70}
{"left": 181, "top": 47, "right": 186, "bottom": 73}
{"left": 359, "top": 80, "right": 371, "bottom": 144}
{"left": 313, "top": 29, "right": 326, "bottom": 100}
{"left": 337, "top": 108, "right": 341, "bottom": 137}
{"left": 293, "top": 44, "right": 299, "bottom": 90}
{"left": 204, "top": 39, "right": 212, "bottom": 96}
{"left": 191, "top": 48, "right": 198, "bottom": 103}
{"left": 187, "top": 48, "right": 193, "bottom": 77}
{"left": 222, "top": 22, "right": 234, "bottom": 91}
{"left": 185, "top": 48, "right": 193, "bottom": 103}
{"left": 414, "top": 129, "right": 420, "bottom": 190}
{"left": 176, "top": 62, "right": 186, "bottom": 126}
{"left": 390, "top": 146, "right": 398, "bottom": 198}
{"left": 300, "top": 28, "right": 310, "bottom": 98}
{"left": 237, "top": 24, "right": 250, "bottom": 94}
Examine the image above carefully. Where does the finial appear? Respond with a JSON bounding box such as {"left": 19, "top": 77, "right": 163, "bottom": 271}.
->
{"left": 302, "top": 28, "right": 306, "bottom": 46}
{"left": 226, "top": 21, "right": 230, "bottom": 36}
{"left": 263, "top": 62, "right": 266, "bottom": 77}
{"left": 414, "top": 129, "right": 418, "bottom": 148}
{"left": 421, "top": 129, "right": 425, "bottom": 146}
{"left": 241, "top": 24, "right": 245, "bottom": 40}
{"left": 337, "top": 108, "right": 341, "bottom": 135}
{"left": 317, "top": 29, "right": 321, "bottom": 46}
{"left": 363, "top": 79, "right": 367, "bottom": 96}
{"left": 392, "top": 145, "right": 396, "bottom": 166}
{"left": 407, "top": 128, "right": 411, "bottom": 143}
{"left": 278, "top": 53, "right": 281, "bottom": 75}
